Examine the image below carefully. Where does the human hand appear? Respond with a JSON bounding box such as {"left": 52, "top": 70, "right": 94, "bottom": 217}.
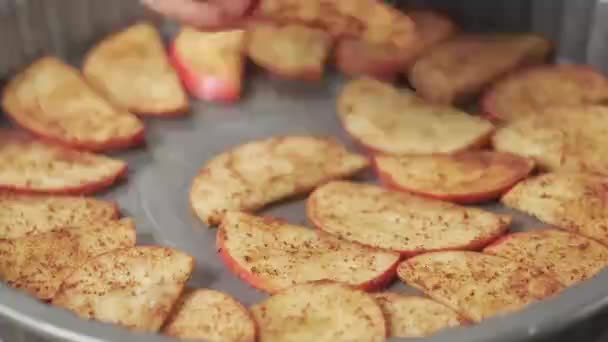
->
{"left": 141, "top": 0, "right": 255, "bottom": 30}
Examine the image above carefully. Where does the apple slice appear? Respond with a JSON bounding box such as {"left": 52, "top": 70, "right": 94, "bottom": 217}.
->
{"left": 247, "top": 21, "right": 333, "bottom": 81}
{"left": 250, "top": 281, "right": 386, "bottom": 342}
{"left": 217, "top": 212, "right": 400, "bottom": 293}
{"left": 2, "top": 57, "right": 144, "bottom": 151}
{"left": 335, "top": 38, "right": 408, "bottom": 81}
{"left": 374, "top": 151, "right": 535, "bottom": 204}
{"left": 402, "top": 10, "right": 460, "bottom": 68}
{"left": 335, "top": 10, "right": 458, "bottom": 79}
{"left": 254, "top": 0, "right": 416, "bottom": 48}
{"left": 409, "top": 33, "right": 552, "bottom": 104}
{"left": 0, "top": 131, "right": 127, "bottom": 195}
{"left": 0, "top": 193, "right": 118, "bottom": 240}
{"left": 502, "top": 172, "right": 608, "bottom": 246}
{"left": 397, "top": 251, "right": 563, "bottom": 322}
{"left": 337, "top": 78, "right": 494, "bottom": 155}
{"left": 484, "top": 229, "right": 608, "bottom": 286}
{"left": 307, "top": 181, "right": 510, "bottom": 256}
{"left": 492, "top": 105, "right": 608, "bottom": 175}
{"left": 373, "top": 293, "right": 466, "bottom": 338}
{"left": 83, "top": 23, "right": 189, "bottom": 116}
{"left": 171, "top": 27, "right": 246, "bottom": 102}
{"left": 52, "top": 246, "right": 195, "bottom": 333}
{"left": 190, "top": 136, "right": 369, "bottom": 226}
{"left": 0, "top": 218, "right": 135, "bottom": 300}
{"left": 163, "top": 289, "right": 256, "bottom": 342}
{"left": 483, "top": 64, "right": 608, "bottom": 122}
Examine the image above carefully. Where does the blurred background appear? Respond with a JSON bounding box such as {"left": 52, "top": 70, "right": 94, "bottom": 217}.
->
{"left": 1, "top": 0, "right": 608, "bottom": 79}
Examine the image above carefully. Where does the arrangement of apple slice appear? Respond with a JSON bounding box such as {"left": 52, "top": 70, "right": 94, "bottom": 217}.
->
{"left": 190, "top": 136, "right": 369, "bottom": 226}
{"left": 247, "top": 21, "right": 333, "bottom": 81}
{"left": 171, "top": 27, "right": 246, "bottom": 102}
{"left": 397, "top": 251, "right": 563, "bottom": 323}
{"left": 2, "top": 3, "right": 608, "bottom": 340}
{"left": 0, "top": 218, "right": 135, "bottom": 300}
{"left": 250, "top": 281, "right": 386, "bottom": 342}
{"left": 0, "top": 193, "right": 119, "bottom": 240}
{"left": 335, "top": 10, "right": 458, "bottom": 80}
{"left": 409, "top": 33, "right": 552, "bottom": 104}
{"left": 493, "top": 104, "right": 608, "bottom": 176}
{"left": 484, "top": 229, "right": 608, "bottom": 286}
{"left": 163, "top": 289, "right": 256, "bottom": 342}
{"left": 217, "top": 212, "right": 400, "bottom": 293}
{"left": 83, "top": 23, "right": 189, "bottom": 116}
{"left": 374, "top": 151, "right": 535, "bottom": 204}
{"left": 2, "top": 57, "right": 145, "bottom": 151}
{"left": 254, "top": 0, "right": 416, "bottom": 48}
{"left": 337, "top": 78, "right": 494, "bottom": 155}
{"left": 308, "top": 181, "right": 510, "bottom": 256}
{"left": 0, "top": 131, "right": 127, "bottom": 195}
{"left": 502, "top": 172, "right": 608, "bottom": 246}
{"left": 373, "top": 293, "right": 466, "bottom": 338}
{"left": 483, "top": 64, "right": 608, "bottom": 121}
{"left": 53, "top": 246, "right": 195, "bottom": 333}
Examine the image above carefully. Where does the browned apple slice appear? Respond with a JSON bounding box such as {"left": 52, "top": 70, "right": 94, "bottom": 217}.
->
{"left": 250, "top": 281, "right": 386, "bottom": 342}
{"left": 484, "top": 229, "right": 608, "bottom": 286}
{"left": 247, "top": 21, "right": 333, "bottom": 81}
{"left": 483, "top": 64, "right": 608, "bottom": 121}
{"left": 374, "top": 151, "right": 535, "bottom": 204}
{"left": 254, "top": 0, "right": 416, "bottom": 48}
{"left": 2, "top": 57, "right": 144, "bottom": 151}
{"left": 171, "top": 27, "right": 246, "bottom": 103}
{"left": 190, "top": 136, "right": 369, "bottom": 226}
{"left": 402, "top": 10, "right": 460, "bottom": 68}
{"left": 0, "top": 131, "right": 127, "bottom": 195}
{"left": 217, "top": 212, "right": 400, "bottom": 293}
{"left": 307, "top": 181, "right": 510, "bottom": 256}
{"left": 335, "top": 10, "right": 458, "bottom": 79}
{"left": 163, "top": 289, "right": 256, "bottom": 342}
{"left": 0, "top": 218, "right": 135, "bottom": 300}
{"left": 0, "top": 193, "right": 118, "bottom": 240}
{"left": 337, "top": 78, "right": 494, "bottom": 155}
{"left": 52, "top": 246, "right": 195, "bottom": 333}
{"left": 335, "top": 38, "right": 409, "bottom": 81}
{"left": 373, "top": 293, "right": 466, "bottom": 338}
{"left": 83, "top": 23, "right": 189, "bottom": 116}
{"left": 397, "top": 251, "right": 563, "bottom": 322}
{"left": 409, "top": 33, "right": 552, "bottom": 104}
{"left": 502, "top": 172, "right": 608, "bottom": 245}
{"left": 492, "top": 105, "right": 608, "bottom": 175}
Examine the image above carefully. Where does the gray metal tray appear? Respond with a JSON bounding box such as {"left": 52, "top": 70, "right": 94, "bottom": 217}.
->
{"left": 3, "top": 1, "right": 608, "bottom": 341}
{"left": 3, "top": 68, "right": 608, "bottom": 342}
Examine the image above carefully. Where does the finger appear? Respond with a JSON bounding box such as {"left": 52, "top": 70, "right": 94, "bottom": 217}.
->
{"left": 141, "top": 0, "right": 252, "bottom": 29}
{"left": 213, "top": 0, "right": 254, "bottom": 19}
{"left": 142, "top": 0, "right": 222, "bottom": 28}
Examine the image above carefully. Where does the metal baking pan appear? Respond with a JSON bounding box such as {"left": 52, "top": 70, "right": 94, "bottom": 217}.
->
{"left": 3, "top": 1, "right": 608, "bottom": 342}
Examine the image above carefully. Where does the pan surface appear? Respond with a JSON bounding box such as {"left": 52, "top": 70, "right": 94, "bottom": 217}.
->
{"left": 2, "top": 1, "right": 608, "bottom": 340}
{"left": 2, "top": 69, "right": 608, "bottom": 342}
